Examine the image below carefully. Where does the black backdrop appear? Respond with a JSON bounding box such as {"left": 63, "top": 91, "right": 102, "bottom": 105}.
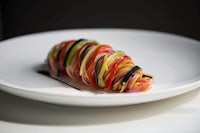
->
{"left": 0, "top": 0, "right": 200, "bottom": 40}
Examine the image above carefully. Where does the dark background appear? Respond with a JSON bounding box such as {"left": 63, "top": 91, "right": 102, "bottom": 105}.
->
{"left": 0, "top": 0, "right": 200, "bottom": 41}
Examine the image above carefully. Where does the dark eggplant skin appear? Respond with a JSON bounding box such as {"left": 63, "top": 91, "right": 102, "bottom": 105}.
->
{"left": 94, "top": 55, "right": 105, "bottom": 85}
{"left": 142, "top": 74, "right": 153, "bottom": 79}
{"left": 80, "top": 45, "right": 93, "bottom": 62}
{"left": 56, "top": 47, "right": 63, "bottom": 76}
{"left": 63, "top": 39, "right": 85, "bottom": 67}
{"left": 121, "top": 65, "right": 141, "bottom": 86}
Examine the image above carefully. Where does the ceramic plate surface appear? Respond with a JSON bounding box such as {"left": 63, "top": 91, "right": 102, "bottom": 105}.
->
{"left": 0, "top": 28, "right": 200, "bottom": 106}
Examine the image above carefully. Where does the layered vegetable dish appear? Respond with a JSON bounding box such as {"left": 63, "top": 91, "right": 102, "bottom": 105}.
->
{"left": 46, "top": 39, "right": 154, "bottom": 93}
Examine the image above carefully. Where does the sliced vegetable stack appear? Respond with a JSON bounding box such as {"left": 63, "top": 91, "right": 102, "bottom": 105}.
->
{"left": 46, "top": 39, "right": 154, "bottom": 93}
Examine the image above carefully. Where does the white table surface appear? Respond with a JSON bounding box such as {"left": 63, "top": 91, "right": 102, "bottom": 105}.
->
{"left": 0, "top": 88, "right": 200, "bottom": 133}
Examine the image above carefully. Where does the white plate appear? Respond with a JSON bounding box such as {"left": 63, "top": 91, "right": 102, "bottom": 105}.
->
{"left": 0, "top": 28, "right": 200, "bottom": 107}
